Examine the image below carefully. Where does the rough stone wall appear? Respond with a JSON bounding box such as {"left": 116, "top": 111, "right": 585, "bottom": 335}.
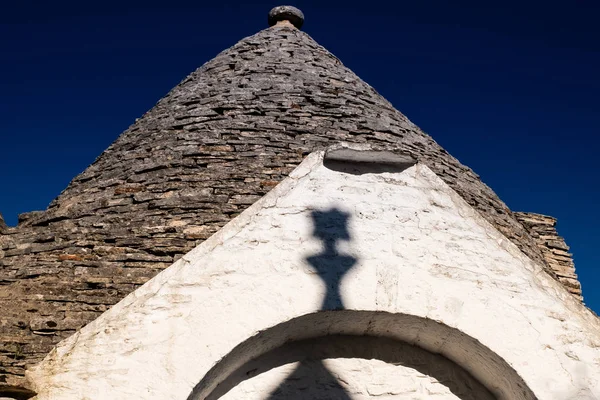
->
{"left": 515, "top": 212, "right": 582, "bottom": 300}
{"left": 0, "top": 23, "right": 555, "bottom": 391}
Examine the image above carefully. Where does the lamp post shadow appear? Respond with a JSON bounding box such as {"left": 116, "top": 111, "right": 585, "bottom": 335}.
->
{"left": 306, "top": 209, "right": 357, "bottom": 311}
{"left": 267, "top": 208, "right": 356, "bottom": 399}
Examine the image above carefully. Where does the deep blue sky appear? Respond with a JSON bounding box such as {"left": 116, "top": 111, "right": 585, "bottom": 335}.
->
{"left": 1, "top": 1, "right": 599, "bottom": 311}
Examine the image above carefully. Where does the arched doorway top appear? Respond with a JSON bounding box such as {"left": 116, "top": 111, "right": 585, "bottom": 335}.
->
{"left": 189, "top": 310, "right": 537, "bottom": 400}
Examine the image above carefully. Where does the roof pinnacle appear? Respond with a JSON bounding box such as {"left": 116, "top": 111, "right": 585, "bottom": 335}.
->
{"left": 268, "top": 6, "right": 304, "bottom": 29}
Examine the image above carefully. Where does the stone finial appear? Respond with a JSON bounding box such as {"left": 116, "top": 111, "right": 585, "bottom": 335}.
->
{"left": 268, "top": 6, "right": 304, "bottom": 29}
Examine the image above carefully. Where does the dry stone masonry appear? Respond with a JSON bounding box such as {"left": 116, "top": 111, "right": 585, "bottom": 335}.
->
{"left": 0, "top": 214, "right": 6, "bottom": 234}
{"left": 515, "top": 212, "right": 582, "bottom": 300}
{"left": 0, "top": 6, "right": 587, "bottom": 396}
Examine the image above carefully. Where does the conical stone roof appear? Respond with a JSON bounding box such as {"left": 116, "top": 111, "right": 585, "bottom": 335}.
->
{"left": 35, "top": 24, "right": 544, "bottom": 263}
{"left": 0, "top": 9, "right": 552, "bottom": 394}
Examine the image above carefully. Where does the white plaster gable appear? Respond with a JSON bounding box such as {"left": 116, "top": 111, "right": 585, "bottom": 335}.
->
{"left": 27, "top": 149, "right": 600, "bottom": 400}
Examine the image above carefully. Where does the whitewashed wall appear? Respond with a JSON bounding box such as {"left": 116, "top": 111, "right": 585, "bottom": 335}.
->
{"left": 217, "top": 334, "right": 494, "bottom": 400}
{"left": 28, "top": 149, "right": 600, "bottom": 400}
{"left": 224, "top": 359, "right": 464, "bottom": 399}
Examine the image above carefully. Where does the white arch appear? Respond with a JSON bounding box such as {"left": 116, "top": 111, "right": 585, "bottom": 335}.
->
{"left": 190, "top": 310, "right": 534, "bottom": 400}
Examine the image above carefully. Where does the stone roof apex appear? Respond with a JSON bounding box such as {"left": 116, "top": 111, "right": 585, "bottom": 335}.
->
{"left": 268, "top": 5, "right": 304, "bottom": 29}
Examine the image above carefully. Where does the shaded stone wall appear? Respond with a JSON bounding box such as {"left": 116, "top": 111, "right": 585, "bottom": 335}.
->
{"left": 515, "top": 212, "right": 582, "bottom": 300}
{"left": 218, "top": 334, "right": 494, "bottom": 400}
{"left": 222, "top": 358, "right": 485, "bottom": 400}
{"left": 0, "top": 23, "right": 559, "bottom": 391}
